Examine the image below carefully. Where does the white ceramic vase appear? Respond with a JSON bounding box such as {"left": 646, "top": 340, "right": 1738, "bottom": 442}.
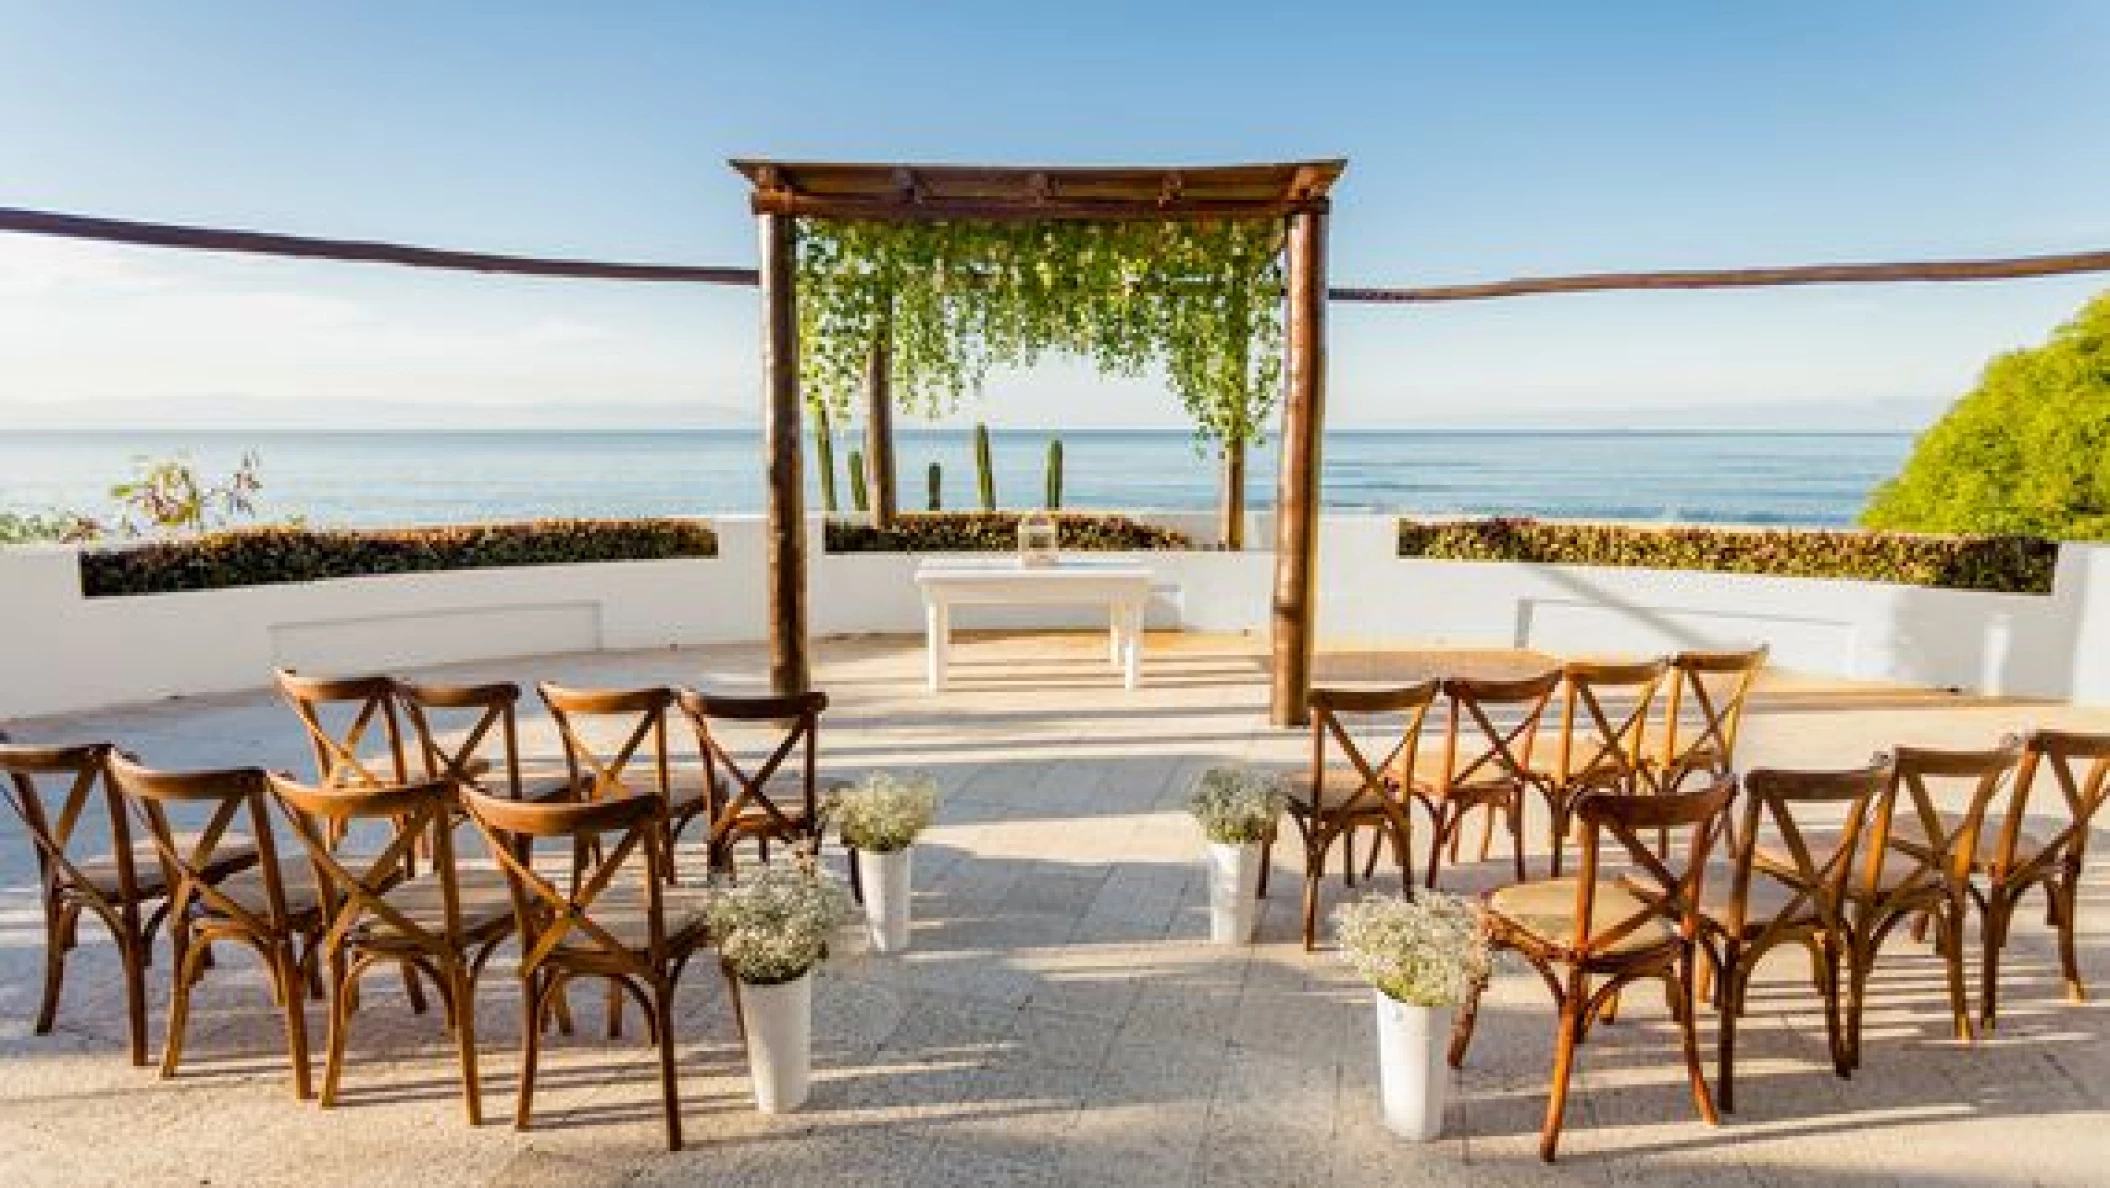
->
{"left": 855, "top": 846, "right": 913, "bottom": 953}
{"left": 1205, "top": 840, "right": 1263, "bottom": 944}
{"left": 741, "top": 971, "right": 813, "bottom": 1113}
{"left": 1373, "top": 990, "right": 1452, "bottom": 1140}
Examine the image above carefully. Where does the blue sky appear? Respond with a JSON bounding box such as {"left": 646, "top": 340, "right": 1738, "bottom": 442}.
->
{"left": 2, "top": 1, "right": 2106, "bottom": 429}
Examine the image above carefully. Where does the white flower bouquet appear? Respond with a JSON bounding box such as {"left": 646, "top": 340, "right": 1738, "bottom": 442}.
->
{"left": 708, "top": 864, "right": 854, "bottom": 986}
{"left": 1335, "top": 892, "right": 1492, "bottom": 1007}
{"left": 1187, "top": 764, "right": 1286, "bottom": 845}
{"left": 828, "top": 771, "right": 939, "bottom": 853}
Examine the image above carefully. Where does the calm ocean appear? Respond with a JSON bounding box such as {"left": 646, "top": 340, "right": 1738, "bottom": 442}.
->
{"left": 0, "top": 429, "right": 1911, "bottom": 529}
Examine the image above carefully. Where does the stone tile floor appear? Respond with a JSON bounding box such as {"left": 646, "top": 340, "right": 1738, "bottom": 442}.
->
{"left": 2, "top": 632, "right": 2108, "bottom": 1185}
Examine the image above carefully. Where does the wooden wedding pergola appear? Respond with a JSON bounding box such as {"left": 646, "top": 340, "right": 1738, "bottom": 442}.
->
{"left": 728, "top": 159, "right": 1346, "bottom": 723}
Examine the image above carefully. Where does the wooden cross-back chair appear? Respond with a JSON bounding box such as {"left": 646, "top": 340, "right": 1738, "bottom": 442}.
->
{"left": 0, "top": 735, "right": 254, "bottom": 1065}
{"left": 275, "top": 670, "right": 413, "bottom": 791}
{"left": 1839, "top": 740, "right": 2021, "bottom": 1066}
{"left": 677, "top": 688, "right": 848, "bottom": 877}
{"left": 537, "top": 683, "right": 708, "bottom": 881}
{"left": 1698, "top": 758, "right": 1891, "bottom": 1112}
{"left": 1532, "top": 658, "right": 1671, "bottom": 876}
{"left": 269, "top": 773, "right": 516, "bottom": 1125}
{"left": 1404, "top": 670, "right": 1561, "bottom": 889}
{"left": 1267, "top": 681, "right": 1436, "bottom": 950}
{"left": 1653, "top": 647, "right": 1768, "bottom": 791}
{"left": 1452, "top": 778, "right": 1733, "bottom": 1162}
{"left": 461, "top": 788, "right": 725, "bottom": 1151}
{"left": 1936, "top": 728, "right": 2110, "bottom": 1028}
{"left": 397, "top": 678, "right": 577, "bottom": 806}
{"left": 107, "top": 753, "right": 323, "bottom": 1099}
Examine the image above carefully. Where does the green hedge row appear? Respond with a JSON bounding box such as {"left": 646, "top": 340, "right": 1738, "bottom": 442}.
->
{"left": 1396, "top": 517, "right": 2057, "bottom": 594}
{"left": 826, "top": 512, "right": 1192, "bottom": 553}
{"left": 82, "top": 519, "right": 719, "bottom": 597}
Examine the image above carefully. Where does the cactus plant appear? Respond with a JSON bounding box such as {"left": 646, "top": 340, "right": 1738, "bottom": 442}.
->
{"left": 1045, "top": 438, "right": 1064, "bottom": 510}
{"left": 927, "top": 462, "right": 943, "bottom": 511}
{"left": 813, "top": 403, "right": 839, "bottom": 513}
{"left": 848, "top": 449, "right": 869, "bottom": 512}
{"left": 974, "top": 422, "right": 996, "bottom": 511}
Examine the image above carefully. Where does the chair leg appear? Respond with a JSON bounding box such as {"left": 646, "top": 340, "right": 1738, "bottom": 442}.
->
{"left": 1843, "top": 933, "right": 1874, "bottom": 1070}
{"left": 1939, "top": 903, "right": 1973, "bottom": 1043}
{"left": 1342, "top": 828, "right": 1356, "bottom": 888}
{"left": 1448, "top": 977, "right": 1485, "bottom": 1069}
{"left": 654, "top": 985, "right": 683, "bottom": 1151}
{"left": 119, "top": 935, "right": 150, "bottom": 1067}
{"left": 277, "top": 942, "right": 315, "bottom": 1100}
{"left": 607, "top": 975, "right": 626, "bottom": 1039}
{"left": 1981, "top": 894, "right": 2012, "bottom": 1033}
{"left": 1815, "top": 940, "right": 1850, "bottom": 1079}
{"left": 722, "top": 960, "right": 748, "bottom": 1043}
{"left": 322, "top": 960, "right": 355, "bottom": 1108}
{"left": 1301, "top": 864, "right": 1323, "bottom": 952}
{"left": 1540, "top": 978, "right": 1588, "bottom": 1163}
{"left": 453, "top": 968, "right": 483, "bottom": 1127}
{"left": 846, "top": 842, "right": 864, "bottom": 904}
{"left": 402, "top": 960, "right": 429, "bottom": 1015}
{"left": 1717, "top": 960, "right": 1741, "bottom": 1114}
{"left": 1256, "top": 836, "right": 1272, "bottom": 900}
{"left": 34, "top": 899, "right": 69, "bottom": 1036}
{"left": 1424, "top": 810, "right": 1449, "bottom": 890}
{"left": 1508, "top": 800, "right": 1526, "bottom": 882}
{"left": 2058, "top": 878, "right": 2088, "bottom": 1003}
{"left": 162, "top": 932, "right": 208, "bottom": 1080}
{"left": 517, "top": 974, "right": 547, "bottom": 1131}
{"left": 1672, "top": 962, "right": 1719, "bottom": 1127}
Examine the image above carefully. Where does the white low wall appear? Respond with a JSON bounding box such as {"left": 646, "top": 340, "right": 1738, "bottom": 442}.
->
{"left": 4, "top": 513, "right": 2106, "bottom": 718}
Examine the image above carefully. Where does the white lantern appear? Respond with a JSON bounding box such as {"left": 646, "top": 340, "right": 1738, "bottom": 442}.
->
{"left": 1017, "top": 511, "right": 1060, "bottom": 567}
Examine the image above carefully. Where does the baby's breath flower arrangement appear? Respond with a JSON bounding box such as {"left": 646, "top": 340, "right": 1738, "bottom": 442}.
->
{"left": 1335, "top": 892, "right": 1492, "bottom": 1008}
{"left": 1187, "top": 765, "right": 1286, "bottom": 845}
{"left": 707, "top": 864, "right": 854, "bottom": 986}
{"left": 828, "top": 772, "right": 940, "bottom": 853}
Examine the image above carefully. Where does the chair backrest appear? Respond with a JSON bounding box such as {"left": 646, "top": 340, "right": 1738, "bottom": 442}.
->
{"left": 268, "top": 773, "right": 465, "bottom": 955}
{"left": 275, "top": 669, "right": 411, "bottom": 790}
{"left": 1861, "top": 740, "right": 2022, "bottom": 898}
{"left": 1657, "top": 646, "right": 1768, "bottom": 788}
{"left": 107, "top": 753, "right": 296, "bottom": 933}
{"left": 1573, "top": 779, "right": 1737, "bottom": 956}
{"left": 0, "top": 733, "right": 140, "bottom": 906}
{"left": 1551, "top": 658, "right": 1671, "bottom": 793}
{"left": 461, "top": 788, "right": 672, "bottom": 974}
{"left": 676, "top": 689, "right": 828, "bottom": 841}
{"left": 1433, "top": 670, "right": 1562, "bottom": 790}
{"left": 1998, "top": 729, "right": 2110, "bottom": 878}
{"left": 398, "top": 679, "right": 527, "bottom": 797}
{"left": 1723, "top": 757, "right": 1893, "bottom": 938}
{"left": 1307, "top": 682, "right": 1438, "bottom": 813}
{"left": 537, "top": 683, "right": 677, "bottom": 802}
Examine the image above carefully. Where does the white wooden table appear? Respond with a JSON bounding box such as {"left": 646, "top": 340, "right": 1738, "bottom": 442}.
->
{"left": 914, "top": 559, "right": 1153, "bottom": 692}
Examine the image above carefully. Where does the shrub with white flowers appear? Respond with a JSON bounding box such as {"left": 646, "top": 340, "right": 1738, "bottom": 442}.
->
{"left": 828, "top": 771, "right": 940, "bottom": 853}
{"left": 1334, "top": 892, "right": 1492, "bottom": 1008}
{"left": 1187, "top": 764, "right": 1287, "bottom": 845}
{"left": 707, "top": 863, "right": 854, "bottom": 985}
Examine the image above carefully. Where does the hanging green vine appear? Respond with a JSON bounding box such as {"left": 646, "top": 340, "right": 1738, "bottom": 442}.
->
{"left": 796, "top": 219, "right": 1285, "bottom": 451}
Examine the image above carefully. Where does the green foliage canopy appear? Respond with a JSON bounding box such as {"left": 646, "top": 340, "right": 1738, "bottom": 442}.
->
{"left": 795, "top": 218, "right": 1284, "bottom": 450}
{"left": 1863, "top": 291, "right": 2110, "bottom": 539}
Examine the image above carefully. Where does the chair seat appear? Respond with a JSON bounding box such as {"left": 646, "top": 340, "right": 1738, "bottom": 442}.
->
{"left": 1396, "top": 753, "right": 1530, "bottom": 798}
{"left": 1281, "top": 766, "right": 1392, "bottom": 814}
{"left": 552, "top": 884, "right": 713, "bottom": 955}
{"left": 1488, "top": 876, "right": 1673, "bottom": 956}
{"left": 1753, "top": 834, "right": 1932, "bottom": 895}
{"left": 359, "top": 867, "right": 516, "bottom": 942}
{"left": 204, "top": 856, "right": 323, "bottom": 920}
{"left": 1691, "top": 864, "right": 1819, "bottom": 931}
{"left": 1888, "top": 811, "right": 2052, "bottom": 872}
{"left": 72, "top": 833, "right": 258, "bottom": 899}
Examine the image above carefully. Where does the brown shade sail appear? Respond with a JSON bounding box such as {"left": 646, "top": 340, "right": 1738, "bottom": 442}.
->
{"left": 728, "top": 159, "right": 1346, "bottom": 222}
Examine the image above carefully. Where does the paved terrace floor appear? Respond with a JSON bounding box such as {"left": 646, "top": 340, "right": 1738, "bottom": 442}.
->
{"left": 3, "top": 633, "right": 2109, "bottom": 1187}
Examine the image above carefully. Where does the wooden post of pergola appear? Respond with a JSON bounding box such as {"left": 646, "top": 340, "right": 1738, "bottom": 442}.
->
{"left": 730, "top": 158, "right": 1344, "bottom": 712}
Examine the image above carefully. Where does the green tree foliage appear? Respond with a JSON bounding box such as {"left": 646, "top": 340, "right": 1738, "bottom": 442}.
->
{"left": 1864, "top": 292, "right": 2110, "bottom": 539}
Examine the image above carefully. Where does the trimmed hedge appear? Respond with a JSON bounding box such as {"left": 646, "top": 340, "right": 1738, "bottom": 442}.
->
{"left": 1396, "top": 517, "right": 2057, "bottom": 594}
{"left": 826, "top": 512, "right": 1191, "bottom": 553}
{"left": 82, "top": 519, "right": 718, "bottom": 597}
